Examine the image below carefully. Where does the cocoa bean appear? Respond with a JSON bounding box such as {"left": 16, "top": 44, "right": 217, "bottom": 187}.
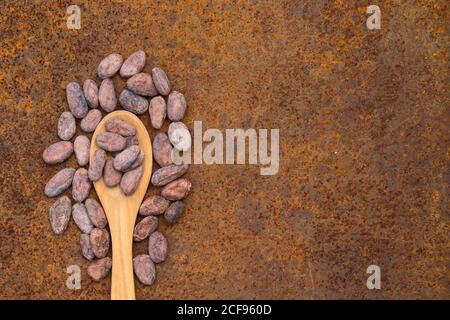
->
{"left": 44, "top": 168, "right": 76, "bottom": 197}
{"left": 148, "top": 231, "right": 167, "bottom": 263}
{"left": 120, "top": 50, "right": 146, "bottom": 78}
{"left": 164, "top": 201, "right": 185, "bottom": 225}
{"left": 113, "top": 145, "right": 140, "bottom": 171}
{"left": 133, "top": 255, "right": 156, "bottom": 285}
{"left": 152, "top": 133, "right": 173, "bottom": 167}
{"left": 66, "top": 82, "right": 88, "bottom": 119}
{"left": 119, "top": 89, "right": 148, "bottom": 115}
{"left": 90, "top": 228, "right": 110, "bottom": 258}
{"left": 80, "top": 109, "right": 102, "bottom": 133}
{"left": 127, "top": 73, "right": 157, "bottom": 97}
{"left": 168, "top": 121, "right": 191, "bottom": 151}
{"left": 105, "top": 118, "right": 136, "bottom": 137}
{"left": 88, "top": 149, "right": 106, "bottom": 181}
{"left": 103, "top": 159, "right": 122, "bottom": 187}
{"left": 96, "top": 132, "right": 126, "bottom": 152}
{"left": 151, "top": 67, "right": 171, "bottom": 96}
{"left": 139, "top": 195, "right": 170, "bottom": 216}
{"left": 85, "top": 198, "right": 107, "bottom": 228}
{"left": 72, "top": 168, "right": 91, "bottom": 203}
{"left": 42, "top": 141, "right": 73, "bottom": 164}
{"left": 80, "top": 233, "right": 95, "bottom": 261}
{"left": 98, "top": 78, "right": 117, "bottom": 112}
{"left": 83, "top": 79, "right": 99, "bottom": 108}
{"left": 148, "top": 96, "right": 166, "bottom": 129}
{"left": 57, "top": 112, "right": 76, "bottom": 141}
{"left": 97, "top": 53, "right": 123, "bottom": 79}
{"left": 120, "top": 165, "right": 143, "bottom": 195}
{"left": 126, "top": 150, "right": 144, "bottom": 171}
{"left": 161, "top": 178, "right": 191, "bottom": 201}
{"left": 133, "top": 216, "right": 158, "bottom": 242}
{"left": 73, "top": 135, "right": 90, "bottom": 167}
{"left": 125, "top": 135, "right": 139, "bottom": 148}
{"left": 151, "top": 164, "right": 189, "bottom": 187}
{"left": 167, "top": 91, "right": 186, "bottom": 121}
{"left": 49, "top": 196, "right": 71, "bottom": 235}
{"left": 72, "top": 203, "right": 93, "bottom": 234}
{"left": 87, "top": 257, "right": 112, "bottom": 281}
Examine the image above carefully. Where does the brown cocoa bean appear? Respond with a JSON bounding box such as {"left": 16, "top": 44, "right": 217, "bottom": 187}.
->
{"left": 125, "top": 150, "right": 144, "bottom": 171}
{"left": 88, "top": 149, "right": 106, "bottom": 181}
{"left": 97, "top": 53, "right": 123, "bottom": 79}
{"left": 72, "top": 203, "right": 93, "bottom": 234}
{"left": 98, "top": 78, "right": 117, "bottom": 112}
{"left": 87, "top": 257, "right": 112, "bottom": 281}
{"left": 104, "top": 118, "right": 136, "bottom": 137}
{"left": 73, "top": 135, "right": 90, "bottom": 167}
{"left": 120, "top": 165, "right": 143, "bottom": 196}
{"left": 167, "top": 91, "right": 186, "bottom": 121}
{"left": 168, "top": 121, "right": 191, "bottom": 151}
{"left": 164, "top": 201, "right": 185, "bottom": 225}
{"left": 57, "top": 111, "right": 76, "bottom": 141}
{"left": 90, "top": 228, "right": 110, "bottom": 258}
{"left": 152, "top": 133, "right": 173, "bottom": 167}
{"left": 151, "top": 67, "right": 171, "bottom": 96}
{"left": 139, "top": 195, "right": 170, "bottom": 216}
{"left": 80, "top": 233, "right": 95, "bottom": 261}
{"left": 111, "top": 136, "right": 139, "bottom": 157}
{"left": 119, "top": 89, "right": 148, "bottom": 115}
{"left": 113, "top": 145, "right": 140, "bottom": 171}
{"left": 120, "top": 50, "right": 146, "bottom": 78}
{"left": 148, "top": 231, "right": 167, "bottom": 263}
{"left": 49, "top": 196, "right": 71, "bottom": 235}
{"left": 111, "top": 135, "right": 138, "bottom": 156}
{"left": 66, "top": 82, "right": 88, "bottom": 119}
{"left": 72, "top": 168, "right": 91, "bottom": 203}
{"left": 148, "top": 96, "right": 166, "bottom": 129}
{"left": 83, "top": 79, "right": 99, "bottom": 108}
{"left": 85, "top": 198, "right": 107, "bottom": 228}
{"left": 161, "top": 178, "right": 191, "bottom": 201}
{"left": 80, "top": 109, "right": 102, "bottom": 133}
{"left": 103, "top": 159, "right": 122, "bottom": 187}
{"left": 44, "top": 168, "right": 76, "bottom": 197}
{"left": 127, "top": 73, "right": 158, "bottom": 97}
{"left": 133, "top": 255, "right": 156, "bottom": 285}
{"left": 151, "top": 164, "right": 189, "bottom": 187}
{"left": 125, "top": 135, "right": 139, "bottom": 148}
{"left": 133, "top": 216, "right": 158, "bottom": 242}
{"left": 96, "top": 132, "right": 126, "bottom": 152}
{"left": 42, "top": 141, "right": 73, "bottom": 164}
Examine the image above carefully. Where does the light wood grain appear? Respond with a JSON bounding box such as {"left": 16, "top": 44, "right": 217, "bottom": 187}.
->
{"left": 90, "top": 111, "right": 152, "bottom": 300}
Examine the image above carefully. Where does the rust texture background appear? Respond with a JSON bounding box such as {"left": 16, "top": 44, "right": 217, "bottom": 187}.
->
{"left": 0, "top": 0, "right": 448, "bottom": 299}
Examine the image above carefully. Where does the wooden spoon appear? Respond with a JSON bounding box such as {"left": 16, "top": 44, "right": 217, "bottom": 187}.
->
{"left": 90, "top": 111, "right": 152, "bottom": 300}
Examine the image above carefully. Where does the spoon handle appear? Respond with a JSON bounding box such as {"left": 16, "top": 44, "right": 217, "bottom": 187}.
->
{"left": 110, "top": 211, "right": 136, "bottom": 300}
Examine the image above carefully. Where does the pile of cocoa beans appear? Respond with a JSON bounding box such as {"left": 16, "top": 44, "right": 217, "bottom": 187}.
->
{"left": 94, "top": 118, "right": 145, "bottom": 195}
{"left": 43, "top": 50, "right": 191, "bottom": 285}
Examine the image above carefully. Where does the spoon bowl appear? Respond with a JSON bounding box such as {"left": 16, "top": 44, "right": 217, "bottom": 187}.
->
{"left": 90, "top": 110, "right": 152, "bottom": 300}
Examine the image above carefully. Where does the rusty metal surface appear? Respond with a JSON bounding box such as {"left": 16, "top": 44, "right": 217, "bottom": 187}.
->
{"left": 0, "top": 0, "right": 448, "bottom": 299}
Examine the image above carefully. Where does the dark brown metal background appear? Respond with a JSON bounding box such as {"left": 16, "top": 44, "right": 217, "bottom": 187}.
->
{"left": 0, "top": 0, "right": 448, "bottom": 299}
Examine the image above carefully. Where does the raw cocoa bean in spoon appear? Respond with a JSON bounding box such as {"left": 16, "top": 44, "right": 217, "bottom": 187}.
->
{"left": 90, "top": 110, "right": 152, "bottom": 300}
